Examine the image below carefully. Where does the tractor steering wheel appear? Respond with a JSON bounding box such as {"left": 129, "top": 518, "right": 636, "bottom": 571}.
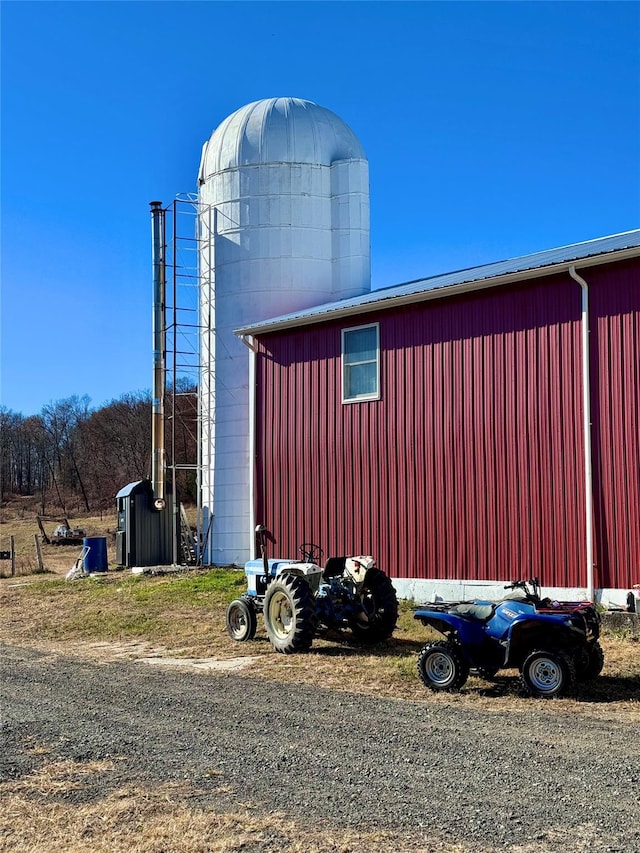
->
{"left": 299, "top": 542, "right": 323, "bottom": 564}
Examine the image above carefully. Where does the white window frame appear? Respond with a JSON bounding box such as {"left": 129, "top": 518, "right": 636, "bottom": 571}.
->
{"left": 341, "top": 322, "right": 380, "bottom": 404}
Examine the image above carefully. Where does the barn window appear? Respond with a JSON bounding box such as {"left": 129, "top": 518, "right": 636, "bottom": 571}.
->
{"left": 342, "top": 323, "right": 380, "bottom": 402}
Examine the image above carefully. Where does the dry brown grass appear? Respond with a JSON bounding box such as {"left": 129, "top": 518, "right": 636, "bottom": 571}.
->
{"left": 0, "top": 751, "right": 612, "bottom": 853}
{"left": 1, "top": 753, "right": 474, "bottom": 853}
{"left": 0, "top": 504, "right": 118, "bottom": 578}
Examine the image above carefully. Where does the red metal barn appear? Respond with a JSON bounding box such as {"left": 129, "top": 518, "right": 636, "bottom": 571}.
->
{"left": 238, "top": 234, "right": 640, "bottom": 602}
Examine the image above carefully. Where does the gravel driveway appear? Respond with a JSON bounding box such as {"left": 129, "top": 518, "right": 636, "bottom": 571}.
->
{"left": 1, "top": 642, "right": 639, "bottom": 852}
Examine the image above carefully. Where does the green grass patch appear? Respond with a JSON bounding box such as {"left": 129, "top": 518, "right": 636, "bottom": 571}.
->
{"left": 124, "top": 568, "right": 246, "bottom": 606}
{"left": 1, "top": 568, "right": 248, "bottom": 649}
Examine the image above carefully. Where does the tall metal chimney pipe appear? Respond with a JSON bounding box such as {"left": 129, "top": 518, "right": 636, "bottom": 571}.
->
{"left": 150, "top": 201, "right": 166, "bottom": 511}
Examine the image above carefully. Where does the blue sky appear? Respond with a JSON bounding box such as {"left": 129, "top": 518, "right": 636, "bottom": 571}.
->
{"left": 2, "top": 1, "right": 639, "bottom": 416}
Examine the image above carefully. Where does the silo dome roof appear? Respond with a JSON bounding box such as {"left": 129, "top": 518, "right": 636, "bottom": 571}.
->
{"left": 199, "top": 97, "right": 366, "bottom": 179}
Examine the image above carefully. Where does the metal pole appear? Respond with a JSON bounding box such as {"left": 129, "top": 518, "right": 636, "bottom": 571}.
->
{"left": 172, "top": 199, "right": 179, "bottom": 565}
{"left": 196, "top": 202, "right": 204, "bottom": 564}
{"left": 569, "top": 265, "right": 595, "bottom": 602}
{"left": 150, "top": 201, "right": 166, "bottom": 511}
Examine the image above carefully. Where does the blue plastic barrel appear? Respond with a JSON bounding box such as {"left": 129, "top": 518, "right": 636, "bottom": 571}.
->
{"left": 83, "top": 537, "right": 108, "bottom": 573}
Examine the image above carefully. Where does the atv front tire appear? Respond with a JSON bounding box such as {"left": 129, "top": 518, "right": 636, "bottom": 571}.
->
{"left": 263, "top": 573, "right": 317, "bottom": 654}
{"left": 417, "top": 641, "right": 469, "bottom": 692}
{"left": 520, "top": 649, "right": 576, "bottom": 698}
{"left": 575, "top": 641, "right": 604, "bottom": 681}
{"left": 349, "top": 568, "right": 399, "bottom": 643}
{"left": 226, "top": 598, "right": 257, "bottom": 642}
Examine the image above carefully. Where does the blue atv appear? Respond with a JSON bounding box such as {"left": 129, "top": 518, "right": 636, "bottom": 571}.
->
{"left": 413, "top": 579, "right": 603, "bottom": 698}
{"left": 226, "top": 525, "right": 398, "bottom": 654}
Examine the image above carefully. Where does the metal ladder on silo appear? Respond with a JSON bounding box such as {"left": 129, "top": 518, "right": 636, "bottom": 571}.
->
{"left": 179, "top": 503, "right": 197, "bottom": 565}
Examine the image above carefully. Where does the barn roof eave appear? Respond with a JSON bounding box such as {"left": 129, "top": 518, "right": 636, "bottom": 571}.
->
{"left": 234, "top": 231, "right": 640, "bottom": 337}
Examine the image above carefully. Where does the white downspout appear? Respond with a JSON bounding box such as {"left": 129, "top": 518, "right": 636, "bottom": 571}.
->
{"left": 569, "top": 265, "right": 595, "bottom": 602}
{"left": 240, "top": 334, "right": 258, "bottom": 560}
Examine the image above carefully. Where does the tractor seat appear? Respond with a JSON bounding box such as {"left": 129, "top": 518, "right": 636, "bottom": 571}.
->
{"left": 451, "top": 603, "right": 496, "bottom": 622}
{"left": 323, "top": 556, "right": 346, "bottom": 580}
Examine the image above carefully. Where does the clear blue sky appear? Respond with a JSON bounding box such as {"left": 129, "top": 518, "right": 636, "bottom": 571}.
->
{"left": 2, "top": 1, "right": 639, "bottom": 416}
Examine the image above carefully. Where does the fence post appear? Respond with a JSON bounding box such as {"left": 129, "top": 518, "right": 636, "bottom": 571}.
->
{"left": 34, "top": 534, "right": 44, "bottom": 573}
{"left": 10, "top": 535, "right": 16, "bottom": 577}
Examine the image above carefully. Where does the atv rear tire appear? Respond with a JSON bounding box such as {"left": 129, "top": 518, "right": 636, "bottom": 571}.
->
{"left": 263, "top": 573, "right": 317, "bottom": 654}
{"left": 226, "top": 598, "right": 257, "bottom": 642}
{"left": 349, "top": 568, "right": 399, "bottom": 644}
{"left": 575, "top": 641, "right": 604, "bottom": 681}
{"left": 417, "top": 641, "right": 469, "bottom": 692}
{"left": 520, "top": 649, "right": 576, "bottom": 698}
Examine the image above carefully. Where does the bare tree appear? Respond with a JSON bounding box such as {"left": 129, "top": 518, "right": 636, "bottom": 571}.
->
{"left": 40, "top": 396, "right": 92, "bottom": 512}
{"left": 3, "top": 385, "right": 200, "bottom": 513}
{"left": 80, "top": 391, "right": 152, "bottom": 508}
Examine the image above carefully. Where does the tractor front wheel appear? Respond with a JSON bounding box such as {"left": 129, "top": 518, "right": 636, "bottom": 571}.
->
{"left": 349, "top": 568, "right": 399, "bottom": 644}
{"left": 226, "top": 598, "right": 257, "bottom": 642}
{"left": 520, "top": 649, "right": 576, "bottom": 698}
{"left": 417, "top": 641, "right": 469, "bottom": 692}
{"left": 263, "top": 573, "right": 317, "bottom": 654}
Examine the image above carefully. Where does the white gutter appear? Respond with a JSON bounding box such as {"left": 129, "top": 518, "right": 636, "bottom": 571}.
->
{"left": 569, "top": 265, "right": 595, "bottom": 602}
{"left": 240, "top": 334, "right": 258, "bottom": 559}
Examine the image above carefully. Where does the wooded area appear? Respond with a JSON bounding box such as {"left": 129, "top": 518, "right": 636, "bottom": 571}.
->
{"left": 0, "top": 386, "right": 198, "bottom": 514}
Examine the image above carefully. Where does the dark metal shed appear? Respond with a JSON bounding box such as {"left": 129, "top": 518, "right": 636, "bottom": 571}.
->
{"left": 115, "top": 480, "right": 175, "bottom": 568}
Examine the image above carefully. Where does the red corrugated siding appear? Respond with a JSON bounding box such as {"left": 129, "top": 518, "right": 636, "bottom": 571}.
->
{"left": 255, "top": 259, "right": 640, "bottom": 589}
{"left": 589, "top": 259, "right": 640, "bottom": 589}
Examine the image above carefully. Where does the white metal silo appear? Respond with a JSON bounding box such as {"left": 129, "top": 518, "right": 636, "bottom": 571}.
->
{"left": 198, "top": 97, "right": 370, "bottom": 565}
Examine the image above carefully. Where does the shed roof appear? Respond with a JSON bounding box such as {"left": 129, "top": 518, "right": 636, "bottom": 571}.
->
{"left": 115, "top": 480, "right": 152, "bottom": 499}
{"left": 235, "top": 229, "right": 640, "bottom": 336}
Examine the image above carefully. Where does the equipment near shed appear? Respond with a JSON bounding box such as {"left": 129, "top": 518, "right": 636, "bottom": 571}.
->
{"left": 37, "top": 516, "right": 85, "bottom": 546}
{"left": 413, "top": 578, "right": 603, "bottom": 698}
{"left": 226, "top": 525, "right": 398, "bottom": 654}
{"left": 65, "top": 545, "right": 91, "bottom": 581}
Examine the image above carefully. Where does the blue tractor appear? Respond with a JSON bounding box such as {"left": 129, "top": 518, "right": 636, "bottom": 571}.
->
{"left": 226, "top": 525, "right": 398, "bottom": 654}
{"left": 414, "top": 579, "right": 603, "bottom": 698}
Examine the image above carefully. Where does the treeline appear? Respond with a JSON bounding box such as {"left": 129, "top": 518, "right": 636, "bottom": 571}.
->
{"left": 0, "top": 385, "right": 198, "bottom": 515}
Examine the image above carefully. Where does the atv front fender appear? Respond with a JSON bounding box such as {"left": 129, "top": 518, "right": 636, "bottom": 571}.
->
{"left": 505, "top": 618, "right": 586, "bottom": 669}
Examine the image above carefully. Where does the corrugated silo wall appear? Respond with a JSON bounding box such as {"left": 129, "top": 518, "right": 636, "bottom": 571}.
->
{"left": 254, "top": 258, "right": 639, "bottom": 590}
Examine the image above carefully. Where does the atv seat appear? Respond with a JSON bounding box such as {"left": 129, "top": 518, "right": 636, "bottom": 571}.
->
{"left": 323, "top": 556, "right": 346, "bottom": 580}
{"left": 451, "top": 603, "right": 496, "bottom": 622}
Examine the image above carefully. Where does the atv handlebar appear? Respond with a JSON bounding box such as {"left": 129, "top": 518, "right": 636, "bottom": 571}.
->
{"left": 503, "top": 577, "right": 542, "bottom": 601}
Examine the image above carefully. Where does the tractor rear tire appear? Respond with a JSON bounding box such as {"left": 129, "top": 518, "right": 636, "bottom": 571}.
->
{"left": 417, "top": 640, "right": 469, "bottom": 692}
{"left": 349, "top": 568, "right": 399, "bottom": 644}
{"left": 226, "top": 598, "right": 257, "bottom": 642}
{"left": 520, "top": 649, "right": 576, "bottom": 698}
{"left": 575, "top": 641, "right": 604, "bottom": 681}
{"left": 263, "top": 573, "right": 317, "bottom": 654}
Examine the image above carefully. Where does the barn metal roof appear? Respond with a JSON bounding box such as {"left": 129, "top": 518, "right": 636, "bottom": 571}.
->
{"left": 235, "top": 229, "right": 640, "bottom": 336}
